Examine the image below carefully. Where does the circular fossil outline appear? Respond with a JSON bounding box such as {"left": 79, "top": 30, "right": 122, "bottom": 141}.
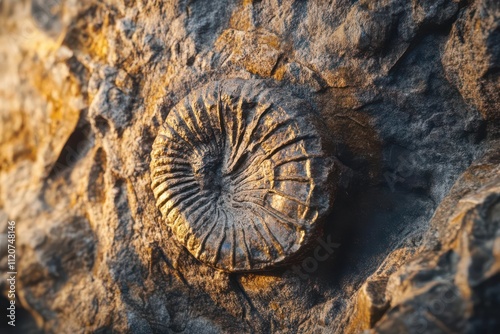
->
{"left": 150, "top": 79, "right": 337, "bottom": 272}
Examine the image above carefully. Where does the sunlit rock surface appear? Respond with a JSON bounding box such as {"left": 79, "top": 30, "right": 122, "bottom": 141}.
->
{"left": 0, "top": 0, "right": 499, "bottom": 333}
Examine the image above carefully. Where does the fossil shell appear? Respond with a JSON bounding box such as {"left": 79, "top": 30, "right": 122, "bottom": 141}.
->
{"left": 150, "top": 79, "right": 336, "bottom": 272}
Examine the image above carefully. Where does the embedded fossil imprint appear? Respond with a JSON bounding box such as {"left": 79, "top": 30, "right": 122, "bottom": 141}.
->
{"left": 150, "top": 79, "right": 339, "bottom": 272}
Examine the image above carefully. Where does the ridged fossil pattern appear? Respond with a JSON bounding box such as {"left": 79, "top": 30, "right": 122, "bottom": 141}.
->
{"left": 151, "top": 79, "right": 336, "bottom": 272}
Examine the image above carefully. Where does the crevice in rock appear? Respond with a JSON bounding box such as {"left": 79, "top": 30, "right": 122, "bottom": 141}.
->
{"left": 94, "top": 115, "right": 110, "bottom": 136}
{"left": 47, "top": 117, "right": 93, "bottom": 179}
{"left": 87, "top": 147, "right": 107, "bottom": 203}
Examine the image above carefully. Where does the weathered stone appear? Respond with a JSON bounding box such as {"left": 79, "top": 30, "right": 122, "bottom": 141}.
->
{"left": 443, "top": 0, "right": 500, "bottom": 122}
{"left": 0, "top": 0, "right": 499, "bottom": 333}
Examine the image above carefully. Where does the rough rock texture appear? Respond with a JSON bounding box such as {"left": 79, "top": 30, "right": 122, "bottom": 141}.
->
{"left": 0, "top": 0, "right": 499, "bottom": 333}
{"left": 443, "top": 0, "right": 500, "bottom": 123}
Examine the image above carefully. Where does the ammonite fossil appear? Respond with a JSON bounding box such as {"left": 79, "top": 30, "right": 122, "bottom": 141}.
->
{"left": 150, "top": 79, "right": 338, "bottom": 272}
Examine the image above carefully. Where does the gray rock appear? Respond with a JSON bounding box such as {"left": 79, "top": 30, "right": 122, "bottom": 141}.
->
{"left": 0, "top": 0, "right": 499, "bottom": 333}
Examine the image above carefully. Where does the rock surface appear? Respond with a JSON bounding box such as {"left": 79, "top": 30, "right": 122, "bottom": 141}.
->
{"left": 0, "top": 0, "right": 499, "bottom": 333}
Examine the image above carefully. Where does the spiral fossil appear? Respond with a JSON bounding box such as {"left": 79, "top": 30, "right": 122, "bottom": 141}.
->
{"left": 150, "top": 79, "right": 337, "bottom": 272}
